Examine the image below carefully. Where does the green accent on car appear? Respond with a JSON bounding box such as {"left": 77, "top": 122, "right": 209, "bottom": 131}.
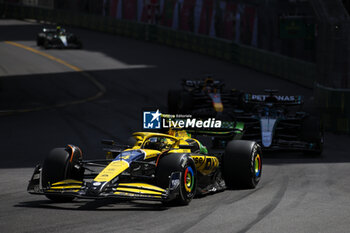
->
{"left": 235, "top": 122, "right": 244, "bottom": 132}
{"left": 199, "top": 142, "right": 208, "bottom": 155}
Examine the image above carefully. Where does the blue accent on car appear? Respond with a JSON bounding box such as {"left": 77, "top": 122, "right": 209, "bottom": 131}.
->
{"left": 113, "top": 150, "right": 145, "bottom": 163}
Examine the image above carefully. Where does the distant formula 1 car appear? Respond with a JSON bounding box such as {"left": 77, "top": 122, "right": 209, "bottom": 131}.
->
{"left": 28, "top": 130, "right": 262, "bottom": 205}
{"left": 168, "top": 77, "right": 242, "bottom": 118}
{"left": 36, "top": 26, "right": 82, "bottom": 49}
{"left": 237, "top": 89, "right": 324, "bottom": 155}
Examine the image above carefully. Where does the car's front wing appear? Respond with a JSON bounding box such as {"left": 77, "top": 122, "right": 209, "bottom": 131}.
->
{"left": 27, "top": 165, "right": 178, "bottom": 202}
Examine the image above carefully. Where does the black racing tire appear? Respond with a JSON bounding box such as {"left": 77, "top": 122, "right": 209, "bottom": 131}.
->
{"left": 301, "top": 116, "right": 324, "bottom": 155}
{"left": 77, "top": 41, "right": 83, "bottom": 49}
{"left": 223, "top": 140, "right": 262, "bottom": 189}
{"left": 42, "top": 147, "right": 84, "bottom": 202}
{"left": 156, "top": 153, "right": 197, "bottom": 205}
{"left": 36, "top": 34, "right": 44, "bottom": 46}
{"left": 168, "top": 90, "right": 193, "bottom": 114}
{"left": 36, "top": 37, "right": 41, "bottom": 46}
{"left": 43, "top": 40, "right": 50, "bottom": 49}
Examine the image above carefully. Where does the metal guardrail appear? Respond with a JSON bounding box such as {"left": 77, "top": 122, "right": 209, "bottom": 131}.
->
{"left": 315, "top": 83, "right": 350, "bottom": 133}
{"left": 309, "top": 0, "right": 350, "bottom": 134}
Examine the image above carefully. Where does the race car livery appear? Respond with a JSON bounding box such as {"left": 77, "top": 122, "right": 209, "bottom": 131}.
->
{"left": 168, "top": 77, "right": 242, "bottom": 118}
{"left": 237, "top": 89, "right": 324, "bottom": 154}
{"left": 27, "top": 129, "right": 262, "bottom": 205}
{"left": 36, "top": 26, "right": 82, "bottom": 49}
{"left": 168, "top": 77, "right": 323, "bottom": 154}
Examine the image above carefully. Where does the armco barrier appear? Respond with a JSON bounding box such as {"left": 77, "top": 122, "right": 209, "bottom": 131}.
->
{"left": 2, "top": 3, "right": 349, "bottom": 134}
{"left": 237, "top": 45, "right": 316, "bottom": 88}
{"left": 0, "top": 3, "right": 316, "bottom": 88}
{"left": 315, "top": 84, "right": 350, "bottom": 134}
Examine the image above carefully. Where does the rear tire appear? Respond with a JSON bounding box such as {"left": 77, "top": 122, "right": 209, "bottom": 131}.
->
{"left": 36, "top": 37, "right": 41, "bottom": 46}
{"left": 156, "top": 153, "right": 197, "bottom": 205}
{"left": 223, "top": 140, "right": 262, "bottom": 189}
{"left": 43, "top": 40, "right": 50, "bottom": 49}
{"left": 36, "top": 34, "right": 44, "bottom": 46}
{"left": 42, "top": 146, "right": 84, "bottom": 202}
{"left": 301, "top": 116, "right": 323, "bottom": 155}
{"left": 76, "top": 41, "right": 83, "bottom": 49}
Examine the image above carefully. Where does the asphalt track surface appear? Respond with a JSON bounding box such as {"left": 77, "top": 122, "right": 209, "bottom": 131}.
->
{"left": 1, "top": 19, "right": 350, "bottom": 233}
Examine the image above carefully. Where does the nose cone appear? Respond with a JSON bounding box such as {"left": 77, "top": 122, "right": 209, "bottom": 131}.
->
{"left": 94, "top": 160, "right": 129, "bottom": 182}
{"left": 59, "top": 35, "right": 68, "bottom": 46}
{"left": 260, "top": 118, "right": 277, "bottom": 147}
{"left": 86, "top": 181, "right": 106, "bottom": 196}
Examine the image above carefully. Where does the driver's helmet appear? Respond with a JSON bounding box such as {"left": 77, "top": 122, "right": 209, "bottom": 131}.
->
{"left": 144, "top": 137, "right": 166, "bottom": 150}
{"left": 204, "top": 76, "right": 214, "bottom": 86}
{"left": 203, "top": 77, "right": 215, "bottom": 93}
{"left": 56, "top": 26, "right": 61, "bottom": 33}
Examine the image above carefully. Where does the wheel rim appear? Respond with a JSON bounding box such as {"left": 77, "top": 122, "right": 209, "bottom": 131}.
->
{"left": 254, "top": 154, "right": 262, "bottom": 177}
{"left": 184, "top": 166, "right": 194, "bottom": 193}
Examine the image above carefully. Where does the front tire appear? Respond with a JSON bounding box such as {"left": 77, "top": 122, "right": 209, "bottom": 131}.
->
{"left": 301, "top": 116, "right": 324, "bottom": 155}
{"left": 77, "top": 41, "right": 83, "bottom": 49}
{"left": 41, "top": 146, "right": 84, "bottom": 202}
{"left": 36, "top": 37, "right": 41, "bottom": 46}
{"left": 223, "top": 140, "right": 262, "bottom": 189}
{"left": 156, "top": 153, "right": 197, "bottom": 205}
{"left": 43, "top": 40, "right": 50, "bottom": 49}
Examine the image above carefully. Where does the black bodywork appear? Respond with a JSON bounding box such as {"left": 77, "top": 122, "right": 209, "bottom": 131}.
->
{"left": 36, "top": 28, "right": 82, "bottom": 49}
{"left": 168, "top": 78, "right": 242, "bottom": 118}
{"left": 168, "top": 78, "right": 323, "bottom": 154}
{"left": 235, "top": 90, "right": 324, "bottom": 154}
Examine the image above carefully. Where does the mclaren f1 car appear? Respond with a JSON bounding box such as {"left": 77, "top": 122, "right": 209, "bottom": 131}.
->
{"left": 36, "top": 26, "right": 82, "bottom": 49}
{"left": 28, "top": 129, "right": 262, "bottom": 205}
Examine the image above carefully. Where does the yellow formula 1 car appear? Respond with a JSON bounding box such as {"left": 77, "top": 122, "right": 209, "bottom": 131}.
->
{"left": 27, "top": 130, "right": 262, "bottom": 205}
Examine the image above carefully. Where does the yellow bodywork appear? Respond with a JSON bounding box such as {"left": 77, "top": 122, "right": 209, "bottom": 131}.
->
{"left": 45, "top": 180, "right": 165, "bottom": 198}
{"left": 42, "top": 130, "right": 219, "bottom": 199}
{"left": 130, "top": 131, "right": 219, "bottom": 175}
{"left": 115, "top": 187, "right": 162, "bottom": 195}
{"left": 117, "top": 183, "right": 165, "bottom": 192}
{"left": 46, "top": 179, "right": 83, "bottom": 192}
{"left": 192, "top": 155, "right": 219, "bottom": 175}
{"left": 94, "top": 160, "right": 129, "bottom": 182}
{"left": 99, "top": 130, "right": 218, "bottom": 183}
{"left": 114, "top": 182, "right": 165, "bottom": 198}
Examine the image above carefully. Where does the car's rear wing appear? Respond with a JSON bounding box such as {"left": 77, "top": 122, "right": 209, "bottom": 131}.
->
{"left": 181, "top": 79, "right": 224, "bottom": 90}
{"left": 42, "top": 28, "right": 56, "bottom": 33}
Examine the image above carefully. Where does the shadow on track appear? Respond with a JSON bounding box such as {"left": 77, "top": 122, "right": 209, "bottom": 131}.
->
{"left": 262, "top": 132, "right": 350, "bottom": 165}
{"left": 14, "top": 198, "right": 168, "bottom": 211}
